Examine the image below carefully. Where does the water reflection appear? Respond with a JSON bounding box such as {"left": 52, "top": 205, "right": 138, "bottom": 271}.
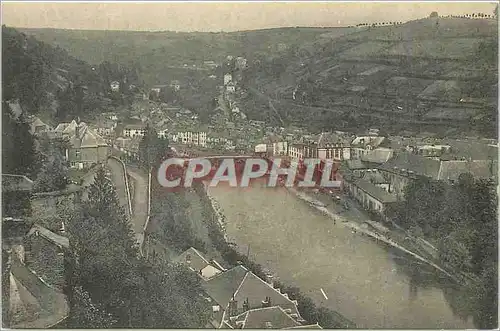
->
{"left": 208, "top": 182, "right": 475, "bottom": 328}
{"left": 386, "top": 245, "right": 475, "bottom": 324}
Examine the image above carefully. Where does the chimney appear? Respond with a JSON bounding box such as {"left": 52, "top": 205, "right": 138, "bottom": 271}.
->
{"left": 242, "top": 298, "right": 250, "bottom": 312}
{"left": 265, "top": 274, "right": 274, "bottom": 287}
{"left": 185, "top": 253, "right": 192, "bottom": 264}
{"left": 265, "top": 321, "right": 273, "bottom": 329}
{"left": 228, "top": 299, "right": 238, "bottom": 316}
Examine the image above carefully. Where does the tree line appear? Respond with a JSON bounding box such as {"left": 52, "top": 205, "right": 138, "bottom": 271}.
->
{"left": 387, "top": 174, "right": 497, "bottom": 328}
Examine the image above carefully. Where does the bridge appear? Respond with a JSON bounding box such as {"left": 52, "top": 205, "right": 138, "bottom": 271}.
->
{"left": 161, "top": 152, "right": 343, "bottom": 192}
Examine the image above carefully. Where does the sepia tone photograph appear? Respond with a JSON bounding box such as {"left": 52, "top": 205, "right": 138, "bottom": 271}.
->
{"left": 1, "top": 1, "right": 498, "bottom": 329}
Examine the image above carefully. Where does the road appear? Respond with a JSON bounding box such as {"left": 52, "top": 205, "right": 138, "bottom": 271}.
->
{"left": 107, "top": 158, "right": 132, "bottom": 218}
{"left": 208, "top": 179, "right": 473, "bottom": 329}
{"left": 126, "top": 166, "right": 149, "bottom": 238}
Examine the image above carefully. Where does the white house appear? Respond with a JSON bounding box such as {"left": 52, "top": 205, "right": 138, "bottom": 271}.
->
{"left": 224, "top": 73, "right": 233, "bottom": 85}
{"left": 123, "top": 124, "right": 145, "bottom": 138}
{"left": 110, "top": 81, "right": 120, "bottom": 92}
{"left": 226, "top": 81, "right": 236, "bottom": 93}
{"left": 173, "top": 131, "right": 207, "bottom": 147}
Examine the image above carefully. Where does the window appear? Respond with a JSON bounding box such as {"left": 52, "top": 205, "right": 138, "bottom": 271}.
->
{"left": 75, "top": 150, "right": 81, "bottom": 160}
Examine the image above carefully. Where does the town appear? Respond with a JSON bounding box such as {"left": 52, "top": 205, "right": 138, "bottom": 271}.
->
{"left": 2, "top": 3, "right": 498, "bottom": 330}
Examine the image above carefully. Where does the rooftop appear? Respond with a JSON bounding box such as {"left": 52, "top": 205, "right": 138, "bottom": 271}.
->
{"left": 229, "top": 306, "right": 301, "bottom": 329}
{"left": 353, "top": 178, "right": 398, "bottom": 204}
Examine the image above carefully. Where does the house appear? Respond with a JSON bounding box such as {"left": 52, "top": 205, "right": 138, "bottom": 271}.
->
{"left": 317, "top": 132, "right": 351, "bottom": 161}
{"left": 408, "top": 144, "right": 452, "bottom": 158}
{"left": 224, "top": 73, "right": 233, "bottom": 85}
{"left": 123, "top": 124, "right": 145, "bottom": 138}
{"left": 55, "top": 120, "right": 109, "bottom": 168}
{"left": 170, "top": 80, "right": 181, "bottom": 91}
{"left": 235, "top": 57, "right": 248, "bottom": 70}
{"left": 344, "top": 177, "right": 398, "bottom": 214}
{"left": 361, "top": 147, "right": 394, "bottom": 165}
{"left": 379, "top": 152, "right": 498, "bottom": 198}
{"left": 226, "top": 81, "right": 236, "bottom": 93}
{"left": 150, "top": 85, "right": 169, "bottom": 98}
{"left": 157, "top": 127, "right": 169, "bottom": 139}
{"left": 174, "top": 247, "right": 225, "bottom": 280}
{"left": 203, "top": 265, "right": 306, "bottom": 328}
{"left": 68, "top": 124, "right": 109, "bottom": 169}
{"left": 92, "top": 118, "right": 117, "bottom": 137}
{"left": 29, "top": 117, "right": 51, "bottom": 135}
{"left": 351, "top": 136, "right": 386, "bottom": 159}
{"left": 110, "top": 81, "right": 120, "bottom": 92}
{"left": 226, "top": 306, "right": 302, "bottom": 329}
{"left": 2, "top": 219, "right": 69, "bottom": 328}
{"left": 172, "top": 131, "right": 207, "bottom": 147}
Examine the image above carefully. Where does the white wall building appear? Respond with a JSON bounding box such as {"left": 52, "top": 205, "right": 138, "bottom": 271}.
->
{"left": 223, "top": 73, "right": 233, "bottom": 85}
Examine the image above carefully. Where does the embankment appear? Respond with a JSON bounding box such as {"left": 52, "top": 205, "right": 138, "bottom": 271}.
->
{"left": 192, "top": 182, "right": 356, "bottom": 329}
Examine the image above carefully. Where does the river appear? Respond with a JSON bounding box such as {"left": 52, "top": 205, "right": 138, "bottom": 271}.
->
{"left": 207, "top": 179, "right": 474, "bottom": 329}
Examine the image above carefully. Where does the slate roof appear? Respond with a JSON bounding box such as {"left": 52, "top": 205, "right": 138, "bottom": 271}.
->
{"left": 345, "top": 159, "right": 368, "bottom": 170}
{"left": 69, "top": 124, "right": 107, "bottom": 149}
{"left": 353, "top": 179, "right": 398, "bottom": 204}
{"left": 230, "top": 306, "right": 301, "bottom": 329}
{"left": 8, "top": 255, "right": 68, "bottom": 328}
{"left": 317, "top": 132, "right": 350, "bottom": 148}
{"left": 381, "top": 152, "right": 497, "bottom": 181}
{"left": 175, "top": 247, "right": 210, "bottom": 273}
{"left": 380, "top": 153, "right": 441, "bottom": 179}
{"left": 203, "top": 265, "right": 300, "bottom": 318}
{"left": 203, "top": 265, "right": 249, "bottom": 309}
{"left": 438, "top": 160, "right": 497, "bottom": 181}
{"left": 361, "top": 148, "right": 394, "bottom": 164}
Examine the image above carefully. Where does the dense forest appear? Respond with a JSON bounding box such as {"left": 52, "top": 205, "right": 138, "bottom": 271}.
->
{"left": 2, "top": 25, "right": 140, "bottom": 122}
{"left": 388, "top": 174, "right": 497, "bottom": 328}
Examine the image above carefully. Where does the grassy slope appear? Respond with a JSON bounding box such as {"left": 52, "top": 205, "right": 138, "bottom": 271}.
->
{"left": 242, "top": 18, "right": 498, "bottom": 137}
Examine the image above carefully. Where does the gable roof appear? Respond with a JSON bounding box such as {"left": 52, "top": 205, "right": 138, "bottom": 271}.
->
{"left": 175, "top": 247, "right": 210, "bottom": 272}
{"left": 231, "top": 306, "right": 301, "bottom": 329}
{"left": 203, "top": 265, "right": 249, "bottom": 308}
{"left": 69, "top": 124, "right": 107, "bottom": 149}
{"left": 380, "top": 153, "right": 441, "bottom": 179}
{"left": 203, "top": 265, "right": 300, "bottom": 318}
{"left": 233, "top": 272, "right": 300, "bottom": 316}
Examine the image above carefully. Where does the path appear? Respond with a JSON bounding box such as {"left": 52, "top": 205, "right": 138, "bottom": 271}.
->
{"left": 287, "top": 187, "right": 460, "bottom": 283}
{"left": 126, "top": 166, "right": 150, "bottom": 250}
{"left": 107, "top": 158, "right": 132, "bottom": 218}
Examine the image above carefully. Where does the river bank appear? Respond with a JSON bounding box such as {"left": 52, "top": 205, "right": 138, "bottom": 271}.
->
{"left": 207, "top": 180, "right": 473, "bottom": 328}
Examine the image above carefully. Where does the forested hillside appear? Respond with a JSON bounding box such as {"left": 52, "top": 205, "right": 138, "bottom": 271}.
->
{"left": 2, "top": 25, "right": 140, "bottom": 123}
{"left": 20, "top": 27, "right": 343, "bottom": 86}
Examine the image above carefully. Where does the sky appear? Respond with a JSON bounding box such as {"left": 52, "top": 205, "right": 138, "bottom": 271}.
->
{"left": 2, "top": 2, "right": 497, "bottom": 32}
